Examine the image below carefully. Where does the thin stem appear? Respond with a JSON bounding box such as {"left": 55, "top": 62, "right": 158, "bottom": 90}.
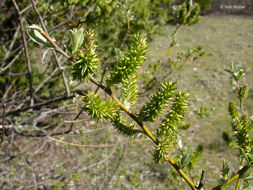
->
{"left": 168, "top": 158, "right": 196, "bottom": 190}
{"left": 168, "top": 24, "right": 181, "bottom": 58}
{"left": 48, "top": 136, "right": 148, "bottom": 148}
{"left": 31, "top": 0, "right": 70, "bottom": 96}
{"left": 40, "top": 31, "right": 70, "bottom": 59}
{"left": 212, "top": 165, "right": 250, "bottom": 190}
{"left": 12, "top": 0, "right": 34, "bottom": 106}
{"left": 235, "top": 159, "right": 243, "bottom": 190}
{"left": 1, "top": 103, "right": 6, "bottom": 143}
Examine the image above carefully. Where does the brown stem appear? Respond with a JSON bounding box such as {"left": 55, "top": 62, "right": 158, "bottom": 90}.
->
{"left": 30, "top": 0, "right": 70, "bottom": 96}
{"left": 12, "top": 0, "right": 34, "bottom": 106}
{"left": 1, "top": 103, "right": 6, "bottom": 143}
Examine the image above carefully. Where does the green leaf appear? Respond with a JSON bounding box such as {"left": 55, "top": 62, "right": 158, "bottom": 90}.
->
{"left": 221, "top": 160, "right": 230, "bottom": 181}
{"left": 69, "top": 28, "right": 84, "bottom": 54}
{"left": 27, "top": 25, "right": 52, "bottom": 47}
{"left": 189, "top": 145, "right": 203, "bottom": 169}
{"left": 222, "top": 132, "right": 232, "bottom": 144}
{"left": 178, "top": 123, "right": 191, "bottom": 130}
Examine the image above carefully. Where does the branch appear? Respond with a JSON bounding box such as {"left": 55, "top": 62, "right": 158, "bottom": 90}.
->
{"left": 31, "top": 0, "right": 70, "bottom": 96}
{"left": 212, "top": 165, "right": 251, "bottom": 190}
{"left": 3, "top": 95, "right": 74, "bottom": 117}
{"left": 34, "top": 28, "right": 198, "bottom": 190}
{"left": 1, "top": 103, "right": 6, "bottom": 143}
{"left": 168, "top": 24, "right": 181, "bottom": 58}
{"left": 12, "top": 0, "right": 34, "bottom": 106}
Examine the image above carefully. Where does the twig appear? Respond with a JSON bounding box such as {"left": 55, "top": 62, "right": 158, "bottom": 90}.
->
{"left": 1, "top": 103, "right": 5, "bottom": 143}
{"left": 235, "top": 159, "right": 243, "bottom": 190}
{"left": 0, "top": 49, "right": 23, "bottom": 72}
{"left": 31, "top": 0, "right": 70, "bottom": 96}
{"left": 98, "top": 147, "right": 109, "bottom": 190}
{"left": 26, "top": 159, "right": 38, "bottom": 190}
{"left": 168, "top": 24, "right": 181, "bottom": 58}
{"left": 82, "top": 143, "right": 118, "bottom": 171}
{"left": 3, "top": 95, "right": 74, "bottom": 117}
{"left": 48, "top": 137, "right": 148, "bottom": 148}
{"left": 119, "top": 0, "right": 130, "bottom": 48}
{"left": 197, "top": 170, "right": 205, "bottom": 189}
{"left": 1, "top": 25, "right": 20, "bottom": 64}
{"left": 0, "top": 140, "right": 39, "bottom": 162}
{"left": 103, "top": 142, "right": 128, "bottom": 189}
{"left": 48, "top": 6, "right": 74, "bottom": 32}
{"left": 34, "top": 67, "right": 58, "bottom": 93}
{"left": 12, "top": 0, "right": 34, "bottom": 106}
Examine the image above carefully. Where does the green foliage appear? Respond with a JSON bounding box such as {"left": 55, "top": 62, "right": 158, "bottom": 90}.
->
{"left": 228, "top": 101, "right": 240, "bottom": 119}
{"left": 221, "top": 68, "right": 253, "bottom": 188}
{"left": 221, "top": 160, "right": 230, "bottom": 182}
{"left": 138, "top": 81, "right": 177, "bottom": 122}
{"left": 0, "top": 45, "right": 7, "bottom": 61}
{"left": 194, "top": 106, "right": 210, "bottom": 120}
{"left": 154, "top": 92, "right": 189, "bottom": 163}
{"left": 72, "top": 29, "right": 100, "bottom": 81}
{"left": 225, "top": 62, "right": 245, "bottom": 87}
{"left": 239, "top": 85, "right": 248, "bottom": 102}
{"left": 179, "top": 145, "right": 203, "bottom": 169}
{"left": 178, "top": 123, "right": 191, "bottom": 130}
{"left": 112, "top": 114, "right": 140, "bottom": 136}
{"left": 226, "top": 70, "right": 252, "bottom": 158}
{"left": 193, "top": 0, "right": 213, "bottom": 14}
{"left": 232, "top": 115, "right": 253, "bottom": 154}
{"left": 121, "top": 72, "right": 138, "bottom": 107}
{"left": 27, "top": 25, "right": 53, "bottom": 48}
{"left": 83, "top": 92, "right": 118, "bottom": 121}
{"left": 172, "top": 0, "right": 201, "bottom": 25}
{"left": 106, "top": 34, "right": 147, "bottom": 85}
{"left": 188, "top": 145, "right": 203, "bottom": 169}
{"left": 68, "top": 28, "right": 84, "bottom": 55}
{"left": 169, "top": 46, "right": 205, "bottom": 72}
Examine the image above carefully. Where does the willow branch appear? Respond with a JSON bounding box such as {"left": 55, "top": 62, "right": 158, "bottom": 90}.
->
{"left": 212, "top": 165, "right": 251, "bottom": 190}
{"left": 168, "top": 24, "right": 181, "bottom": 58}
{"left": 37, "top": 29, "right": 197, "bottom": 190}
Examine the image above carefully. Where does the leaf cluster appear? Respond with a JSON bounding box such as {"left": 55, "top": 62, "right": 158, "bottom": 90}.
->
{"left": 138, "top": 81, "right": 177, "bottom": 122}
{"left": 154, "top": 92, "right": 189, "bottom": 163}
{"left": 71, "top": 29, "right": 100, "bottom": 81}
{"left": 172, "top": 0, "right": 201, "bottom": 25}
{"left": 83, "top": 92, "right": 118, "bottom": 121}
{"left": 106, "top": 34, "right": 147, "bottom": 85}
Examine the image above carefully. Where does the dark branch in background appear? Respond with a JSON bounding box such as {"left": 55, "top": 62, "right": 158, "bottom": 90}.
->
{"left": 197, "top": 170, "right": 205, "bottom": 189}
{"left": 12, "top": 0, "right": 34, "bottom": 106}
{"left": 2, "top": 95, "right": 74, "bottom": 117}
{"left": 31, "top": 0, "right": 70, "bottom": 96}
{"left": 1, "top": 103, "right": 5, "bottom": 143}
{"left": 48, "top": 6, "right": 74, "bottom": 32}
